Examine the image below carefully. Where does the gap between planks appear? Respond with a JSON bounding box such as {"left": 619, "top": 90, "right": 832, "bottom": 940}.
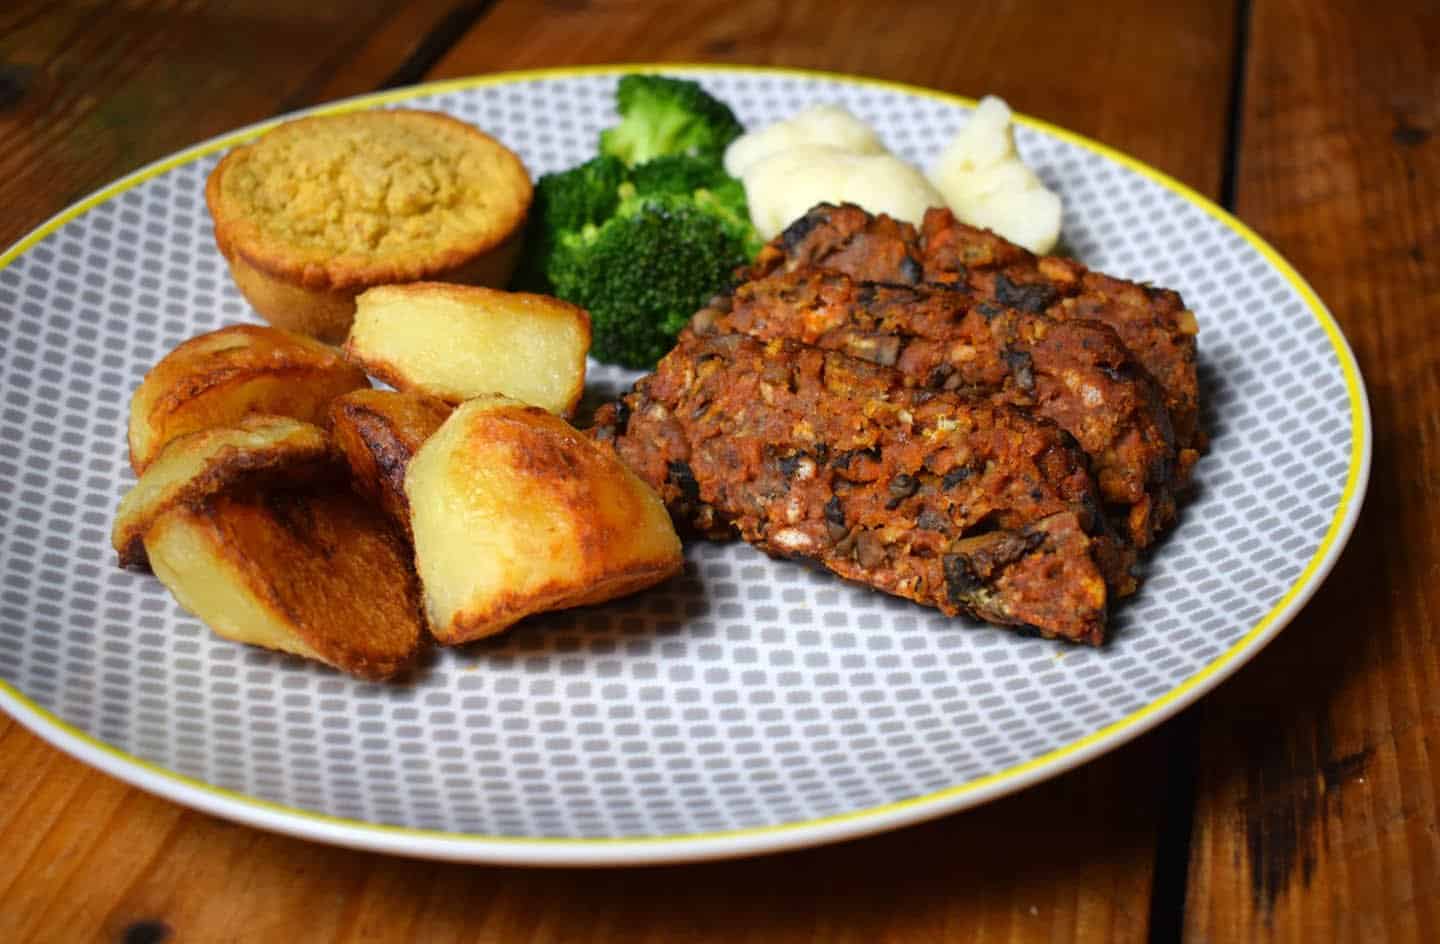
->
{"left": 1146, "top": 0, "right": 1255, "bottom": 940}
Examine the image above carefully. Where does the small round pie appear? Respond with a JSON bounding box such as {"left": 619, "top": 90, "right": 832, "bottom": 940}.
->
{"left": 206, "top": 109, "right": 532, "bottom": 342}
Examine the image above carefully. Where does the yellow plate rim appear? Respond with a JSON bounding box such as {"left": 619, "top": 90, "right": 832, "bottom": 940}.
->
{"left": 0, "top": 63, "right": 1372, "bottom": 866}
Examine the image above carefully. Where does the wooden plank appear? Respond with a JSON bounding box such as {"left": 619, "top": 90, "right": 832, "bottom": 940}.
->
{"left": 431, "top": 0, "right": 1237, "bottom": 196}
{"left": 0, "top": 0, "right": 472, "bottom": 249}
{"left": 1183, "top": 0, "right": 1440, "bottom": 940}
{"left": 0, "top": 0, "right": 1243, "bottom": 939}
{"left": 0, "top": 722, "right": 1168, "bottom": 943}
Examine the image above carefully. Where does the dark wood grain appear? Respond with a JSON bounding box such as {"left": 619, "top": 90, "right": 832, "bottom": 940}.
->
{"left": 433, "top": 0, "right": 1236, "bottom": 197}
{"left": 1182, "top": 0, "right": 1440, "bottom": 941}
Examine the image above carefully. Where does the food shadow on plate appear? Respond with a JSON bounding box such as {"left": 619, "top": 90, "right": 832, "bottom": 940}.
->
{"left": 1106, "top": 350, "right": 1225, "bottom": 595}
{"left": 571, "top": 373, "right": 638, "bottom": 430}
{"left": 227, "top": 635, "right": 442, "bottom": 688}
{"left": 450, "top": 549, "right": 713, "bottom": 667}
{"left": 454, "top": 536, "right": 1093, "bottom": 680}
{"left": 331, "top": 549, "right": 693, "bottom": 688}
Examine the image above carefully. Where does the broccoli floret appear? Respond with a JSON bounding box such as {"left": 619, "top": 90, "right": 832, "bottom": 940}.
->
{"left": 694, "top": 177, "right": 765, "bottom": 259}
{"left": 629, "top": 160, "right": 761, "bottom": 256}
{"left": 534, "top": 154, "right": 628, "bottom": 232}
{"left": 512, "top": 75, "right": 758, "bottom": 364}
{"left": 599, "top": 75, "right": 744, "bottom": 166}
{"left": 512, "top": 155, "right": 629, "bottom": 292}
{"left": 630, "top": 153, "right": 733, "bottom": 197}
{"left": 548, "top": 196, "right": 750, "bottom": 368}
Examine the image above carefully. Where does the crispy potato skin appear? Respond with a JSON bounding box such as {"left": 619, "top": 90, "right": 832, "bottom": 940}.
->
{"left": 328, "top": 389, "right": 452, "bottom": 529}
{"left": 343, "top": 283, "right": 590, "bottom": 417}
{"left": 146, "top": 487, "right": 425, "bottom": 681}
{"left": 127, "top": 323, "right": 368, "bottom": 474}
{"left": 111, "top": 416, "right": 334, "bottom": 569}
{"left": 405, "top": 395, "right": 682, "bottom": 645}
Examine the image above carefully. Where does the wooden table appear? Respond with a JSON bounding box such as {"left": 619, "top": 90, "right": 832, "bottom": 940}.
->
{"left": 0, "top": 1, "right": 1434, "bottom": 940}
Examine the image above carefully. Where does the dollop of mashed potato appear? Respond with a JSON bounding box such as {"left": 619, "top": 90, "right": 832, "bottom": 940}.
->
{"left": 727, "top": 98, "right": 1063, "bottom": 253}
{"left": 928, "top": 96, "right": 1062, "bottom": 254}
{"left": 738, "top": 145, "right": 946, "bottom": 241}
{"left": 726, "top": 106, "right": 944, "bottom": 240}
{"left": 724, "top": 105, "right": 886, "bottom": 177}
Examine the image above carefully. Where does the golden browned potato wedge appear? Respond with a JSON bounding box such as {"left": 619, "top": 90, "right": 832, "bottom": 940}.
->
{"left": 405, "top": 395, "right": 683, "bottom": 644}
{"left": 112, "top": 415, "right": 333, "bottom": 568}
{"left": 145, "top": 488, "right": 425, "bottom": 681}
{"left": 328, "top": 388, "right": 452, "bottom": 529}
{"left": 128, "top": 323, "right": 369, "bottom": 474}
{"left": 343, "top": 283, "right": 590, "bottom": 416}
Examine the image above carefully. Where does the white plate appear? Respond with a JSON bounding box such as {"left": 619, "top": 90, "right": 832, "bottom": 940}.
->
{"left": 0, "top": 65, "right": 1370, "bottom": 865}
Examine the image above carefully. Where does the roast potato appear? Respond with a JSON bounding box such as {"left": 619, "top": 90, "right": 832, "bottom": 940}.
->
{"left": 328, "top": 388, "right": 452, "bottom": 529}
{"left": 405, "top": 395, "right": 682, "bottom": 644}
{"left": 145, "top": 488, "right": 426, "bottom": 681}
{"left": 128, "top": 323, "right": 368, "bottom": 474}
{"left": 343, "top": 283, "right": 590, "bottom": 416}
{"left": 112, "top": 415, "right": 333, "bottom": 568}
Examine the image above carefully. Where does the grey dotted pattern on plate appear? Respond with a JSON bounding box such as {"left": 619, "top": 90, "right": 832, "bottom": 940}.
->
{"left": 0, "top": 71, "right": 1354, "bottom": 840}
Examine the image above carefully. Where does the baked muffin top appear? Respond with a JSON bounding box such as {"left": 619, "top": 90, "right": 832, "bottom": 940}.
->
{"left": 206, "top": 109, "right": 531, "bottom": 291}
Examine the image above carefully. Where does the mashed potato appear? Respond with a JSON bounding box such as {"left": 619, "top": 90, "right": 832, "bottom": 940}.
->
{"left": 724, "top": 104, "right": 886, "bottom": 178}
{"left": 727, "top": 106, "right": 944, "bottom": 240}
{"left": 927, "top": 96, "right": 1062, "bottom": 254}
{"left": 728, "top": 97, "right": 1063, "bottom": 253}
{"left": 738, "top": 145, "right": 946, "bottom": 240}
